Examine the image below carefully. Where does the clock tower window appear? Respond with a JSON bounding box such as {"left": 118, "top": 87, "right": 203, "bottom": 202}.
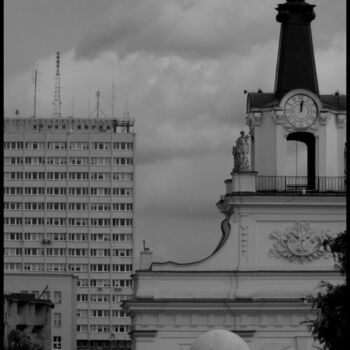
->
{"left": 287, "top": 132, "right": 315, "bottom": 189}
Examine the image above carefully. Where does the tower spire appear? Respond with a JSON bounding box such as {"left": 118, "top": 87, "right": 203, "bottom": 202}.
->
{"left": 53, "top": 51, "right": 62, "bottom": 118}
{"left": 274, "top": 0, "right": 319, "bottom": 99}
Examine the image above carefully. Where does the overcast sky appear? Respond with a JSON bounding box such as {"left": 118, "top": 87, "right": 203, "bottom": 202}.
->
{"left": 4, "top": 0, "right": 346, "bottom": 266}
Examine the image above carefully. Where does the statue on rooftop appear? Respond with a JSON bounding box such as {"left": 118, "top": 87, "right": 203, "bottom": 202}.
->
{"left": 232, "top": 131, "right": 250, "bottom": 172}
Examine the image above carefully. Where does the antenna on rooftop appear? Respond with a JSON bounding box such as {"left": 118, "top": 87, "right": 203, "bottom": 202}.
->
{"left": 71, "top": 97, "right": 75, "bottom": 117}
{"left": 38, "top": 284, "right": 49, "bottom": 299}
{"left": 88, "top": 91, "right": 108, "bottom": 119}
{"left": 112, "top": 82, "right": 115, "bottom": 118}
{"left": 143, "top": 240, "right": 150, "bottom": 252}
{"left": 96, "top": 91, "right": 100, "bottom": 119}
{"left": 123, "top": 93, "right": 130, "bottom": 119}
{"left": 126, "top": 97, "right": 129, "bottom": 119}
{"left": 53, "top": 51, "right": 62, "bottom": 118}
{"left": 88, "top": 96, "right": 91, "bottom": 117}
{"left": 32, "top": 69, "right": 38, "bottom": 118}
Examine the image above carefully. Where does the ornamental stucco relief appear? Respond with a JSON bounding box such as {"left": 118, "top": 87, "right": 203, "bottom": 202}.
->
{"left": 268, "top": 222, "right": 333, "bottom": 263}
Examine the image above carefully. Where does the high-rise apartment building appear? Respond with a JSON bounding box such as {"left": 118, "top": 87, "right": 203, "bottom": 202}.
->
{"left": 4, "top": 116, "right": 135, "bottom": 350}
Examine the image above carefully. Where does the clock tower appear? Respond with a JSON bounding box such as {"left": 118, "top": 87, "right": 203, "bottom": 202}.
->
{"left": 246, "top": 0, "right": 346, "bottom": 189}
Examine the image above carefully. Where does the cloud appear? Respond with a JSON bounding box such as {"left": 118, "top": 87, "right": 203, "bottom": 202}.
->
{"left": 4, "top": 0, "right": 346, "bottom": 263}
{"left": 315, "top": 33, "right": 346, "bottom": 94}
{"left": 75, "top": 0, "right": 278, "bottom": 61}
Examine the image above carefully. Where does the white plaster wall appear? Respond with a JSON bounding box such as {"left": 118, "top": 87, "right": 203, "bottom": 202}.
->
{"left": 317, "top": 113, "right": 344, "bottom": 177}
{"left": 276, "top": 125, "right": 288, "bottom": 176}
{"left": 151, "top": 195, "right": 345, "bottom": 273}
{"left": 252, "top": 107, "right": 346, "bottom": 179}
{"left": 254, "top": 112, "right": 278, "bottom": 176}
{"left": 130, "top": 307, "right": 325, "bottom": 350}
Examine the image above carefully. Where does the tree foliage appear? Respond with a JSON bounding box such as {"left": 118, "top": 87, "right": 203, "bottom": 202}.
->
{"left": 5, "top": 330, "right": 43, "bottom": 350}
{"left": 309, "top": 231, "right": 349, "bottom": 349}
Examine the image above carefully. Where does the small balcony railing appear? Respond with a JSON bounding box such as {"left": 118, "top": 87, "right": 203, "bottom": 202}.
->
{"left": 256, "top": 176, "right": 346, "bottom": 193}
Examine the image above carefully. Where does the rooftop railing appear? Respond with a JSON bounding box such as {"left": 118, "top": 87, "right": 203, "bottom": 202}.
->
{"left": 256, "top": 176, "right": 346, "bottom": 193}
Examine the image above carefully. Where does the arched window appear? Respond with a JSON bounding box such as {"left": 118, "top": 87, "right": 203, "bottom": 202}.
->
{"left": 287, "top": 132, "right": 316, "bottom": 189}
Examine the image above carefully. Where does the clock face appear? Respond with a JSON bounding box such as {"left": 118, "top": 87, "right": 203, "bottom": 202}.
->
{"left": 284, "top": 94, "right": 318, "bottom": 129}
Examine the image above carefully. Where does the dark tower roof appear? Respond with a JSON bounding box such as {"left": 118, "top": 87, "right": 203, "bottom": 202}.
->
{"left": 274, "top": 0, "right": 319, "bottom": 99}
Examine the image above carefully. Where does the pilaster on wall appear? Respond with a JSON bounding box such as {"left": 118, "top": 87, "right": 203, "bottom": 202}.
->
{"left": 131, "top": 330, "right": 158, "bottom": 350}
{"left": 318, "top": 112, "right": 339, "bottom": 177}
{"left": 336, "top": 114, "right": 346, "bottom": 176}
{"left": 275, "top": 124, "right": 288, "bottom": 176}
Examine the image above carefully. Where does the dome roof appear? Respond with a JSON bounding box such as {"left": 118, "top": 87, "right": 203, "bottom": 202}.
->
{"left": 189, "top": 329, "right": 250, "bottom": 350}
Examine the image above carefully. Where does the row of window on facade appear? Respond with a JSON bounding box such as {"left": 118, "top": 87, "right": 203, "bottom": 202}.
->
{"left": 4, "top": 171, "right": 133, "bottom": 181}
{"left": 4, "top": 156, "right": 133, "bottom": 165}
{"left": 4, "top": 141, "right": 134, "bottom": 150}
{"left": 4, "top": 262, "right": 133, "bottom": 273}
{"left": 77, "top": 340, "right": 131, "bottom": 350}
{"left": 76, "top": 309, "right": 128, "bottom": 318}
{"left": 10, "top": 289, "right": 130, "bottom": 305}
{"left": 4, "top": 187, "right": 133, "bottom": 196}
{"left": 5, "top": 248, "right": 132, "bottom": 257}
{"left": 76, "top": 325, "right": 131, "bottom": 334}
{"left": 9, "top": 289, "right": 62, "bottom": 304}
{"left": 77, "top": 294, "right": 131, "bottom": 302}
{"left": 78, "top": 278, "right": 132, "bottom": 288}
{"left": 5, "top": 202, "right": 133, "bottom": 211}
{"left": 4, "top": 217, "right": 133, "bottom": 227}
{"left": 15, "top": 289, "right": 130, "bottom": 305}
{"left": 4, "top": 232, "right": 132, "bottom": 242}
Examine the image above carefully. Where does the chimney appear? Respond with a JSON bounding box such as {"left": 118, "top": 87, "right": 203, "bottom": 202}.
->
{"left": 140, "top": 250, "right": 153, "bottom": 270}
{"left": 140, "top": 240, "right": 153, "bottom": 270}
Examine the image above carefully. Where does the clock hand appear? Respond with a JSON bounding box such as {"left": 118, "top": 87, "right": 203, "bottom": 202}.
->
{"left": 300, "top": 100, "right": 304, "bottom": 112}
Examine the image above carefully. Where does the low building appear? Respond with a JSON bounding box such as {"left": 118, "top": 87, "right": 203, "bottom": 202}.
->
{"left": 4, "top": 273, "right": 77, "bottom": 350}
{"left": 4, "top": 293, "right": 54, "bottom": 350}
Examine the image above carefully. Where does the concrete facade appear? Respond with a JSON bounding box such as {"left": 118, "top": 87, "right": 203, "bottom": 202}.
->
{"left": 4, "top": 273, "right": 77, "bottom": 350}
{"left": 4, "top": 117, "right": 135, "bottom": 350}
{"left": 4, "top": 293, "right": 54, "bottom": 350}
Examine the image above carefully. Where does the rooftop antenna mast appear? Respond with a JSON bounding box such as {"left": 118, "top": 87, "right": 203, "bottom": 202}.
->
{"left": 96, "top": 91, "right": 100, "bottom": 119}
{"left": 123, "top": 94, "right": 129, "bottom": 119}
{"left": 126, "top": 94, "right": 130, "bottom": 119}
{"left": 32, "top": 69, "right": 38, "bottom": 118}
{"left": 88, "top": 91, "right": 108, "bottom": 119}
{"left": 53, "top": 51, "right": 62, "bottom": 118}
{"left": 88, "top": 96, "right": 91, "bottom": 117}
{"left": 112, "top": 82, "right": 115, "bottom": 118}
